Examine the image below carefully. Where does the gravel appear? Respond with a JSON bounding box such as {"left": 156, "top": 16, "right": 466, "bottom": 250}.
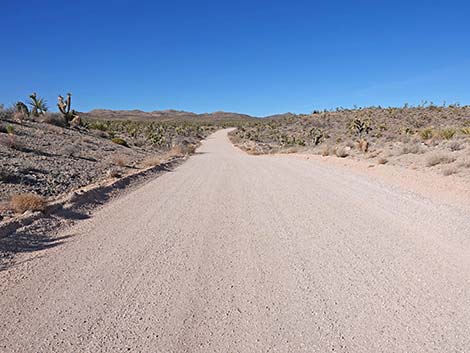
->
{"left": 1, "top": 129, "right": 470, "bottom": 352}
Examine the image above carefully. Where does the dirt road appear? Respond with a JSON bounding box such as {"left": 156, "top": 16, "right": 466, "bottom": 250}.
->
{"left": 1, "top": 129, "right": 470, "bottom": 352}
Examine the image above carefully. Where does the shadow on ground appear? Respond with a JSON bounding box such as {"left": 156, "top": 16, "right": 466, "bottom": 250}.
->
{"left": 0, "top": 233, "right": 73, "bottom": 272}
{"left": 0, "top": 157, "right": 186, "bottom": 272}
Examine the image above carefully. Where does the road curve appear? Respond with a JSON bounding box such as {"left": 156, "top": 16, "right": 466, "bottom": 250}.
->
{"left": 1, "top": 129, "right": 470, "bottom": 352}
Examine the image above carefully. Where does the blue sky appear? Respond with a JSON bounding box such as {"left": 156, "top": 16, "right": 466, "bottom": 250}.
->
{"left": 1, "top": 0, "right": 469, "bottom": 116}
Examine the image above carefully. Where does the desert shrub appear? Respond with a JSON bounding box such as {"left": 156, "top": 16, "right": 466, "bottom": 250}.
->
{"left": 283, "top": 146, "right": 299, "bottom": 154}
{"left": 43, "top": 113, "right": 67, "bottom": 127}
{"left": 13, "top": 111, "right": 27, "bottom": 123}
{"left": 399, "top": 143, "right": 421, "bottom": 155}
{"left": 88, "top": 121, "right": 108, "bottom": 131}
{"left": 0, "top": 124, "right": 7, "bottom": 133}
{"left": 107, "top": 168, "right": 122, "bottom": 178}
{"left": 0, "top": 167, "right": 10, "bottom": 182}
{"left": 402, "top": 127, "right": 415, "bottom": 135}
{"left": 111, "top": 137, "right": 129, "bottom": 147}
{"left": 10, "top": 193, "right": 47, "bottom": 213}
{"left": 419, "top": 128, "right": 433, "bottom": 140}
{"left": 439, "top": 128, "right": 456, "bottom": 140}
{"left": 461, "top": 127, "right": 470, "bottom": 135}
{"left": 171, "top": 143, "right": 196, "bottom": 156}
{"left": 0, "top": 133, "right": 18, "bottom": 149}
{"left": 334, "top": 146, "right": 349, "bottom": 158}
{"left": 111, "top": 155, "right": 129, "bottom": 167}
{"left": 90, "top": 129, "right": 108, "bottom": 139}
{"left": 142, "top": 155, "right": 162, "bottom": 167}
{"left": 447, "top": 141, "right": 463, "bottom": 151}
{"left": 133, "top": 138, "right": 146, "bottom": 147}
{"left": 357, "top": 139, "right": 369, "bottom": 153}
{"left": 425, "top": 153, "right": 456, "bottom": 167}
{"left": 6, "top": 124, "right": 14, "bottom": 135}
{"left": 0, "top": 106, "right": 13, "bottom": 121}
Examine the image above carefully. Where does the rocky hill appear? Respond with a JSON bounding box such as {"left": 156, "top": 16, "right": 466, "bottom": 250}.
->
{"left": 82, "top": 109, "right": 256, "bottom": 122}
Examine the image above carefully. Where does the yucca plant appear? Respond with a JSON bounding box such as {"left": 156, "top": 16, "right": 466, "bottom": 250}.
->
{"left": 439, "top": 128, "right": 456, "bottom": 140}
{"left": 29, "top": 93, "right": 48, "bottom": 117}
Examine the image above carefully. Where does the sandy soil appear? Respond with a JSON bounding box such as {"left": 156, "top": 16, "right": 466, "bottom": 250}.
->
{"left": 1, "top": 129, "right": 470, "bottom": 352}
{"left": 280, "top": 153, "right": 470, "bottom": 211}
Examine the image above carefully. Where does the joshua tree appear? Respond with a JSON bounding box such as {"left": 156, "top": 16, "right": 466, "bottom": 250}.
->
{"left": 57, "top": 93, "right": 79, "bottom": 125}
{"left": 350, "top": 118, "right": 371, "bottom": 139}
{"left": 13, "top": 101, "right": 29, "bottom": 123}
{"left": 15, "top": 102, "right": 29, "bottom": 115}
{"left": 29, "top": 93, "right": 48, "bottom": 117}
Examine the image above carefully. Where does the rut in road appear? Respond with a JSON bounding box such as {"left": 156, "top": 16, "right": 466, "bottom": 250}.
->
{"left": 1, "top": 129, "right": 470, "bottom": 352}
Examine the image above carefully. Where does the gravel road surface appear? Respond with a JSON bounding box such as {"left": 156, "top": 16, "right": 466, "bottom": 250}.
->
{"left": 1, "top": 129, "right": 470, "bottom": 352}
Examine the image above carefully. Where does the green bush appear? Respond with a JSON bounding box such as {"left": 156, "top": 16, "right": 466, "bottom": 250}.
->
{"left": 89, "top": 121, "right": 108, "bottom": 131}
{"left": 111, "top": 137, "right": 128, "bottom": 147}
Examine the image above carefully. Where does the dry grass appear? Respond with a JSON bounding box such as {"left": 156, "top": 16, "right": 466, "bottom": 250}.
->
{"left": 357, "top": 139, "right": 369, "bottom": 153}
{"left": 321, "top": 145, "right": 330, "bottom": 156}
{"left": 399, "top": 143, "right": 421, "bottom": 155}
{"left": 10, "top": 193, "right": 48, "bottom": 214}
{"left": 334, "top": 146, "right": 349, "bottom": 158}
{"left": 168, "top": 145, "right": 184, "bottom": 157}
{"left": 168, "top": 143, "right": 197, "bottom": 157}
{"left": 142, "top": 155, "right": 163, "bottom": 167}
{"left": 111, "top": 155, "right": 129, "bottom": 167}
{"left": 425, "top": 153, "right": 456, "bottom": 167}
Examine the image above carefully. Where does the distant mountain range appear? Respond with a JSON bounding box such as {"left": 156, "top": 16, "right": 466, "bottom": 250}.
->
{"left": 82, "top": 109, "right": 255, "bottom": 122}
{"left": 81, "top": 109, "right": 295, "bottom": 122}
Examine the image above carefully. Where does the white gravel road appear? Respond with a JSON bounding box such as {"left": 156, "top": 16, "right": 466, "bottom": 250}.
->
{"left": 1, "top": 129, "right": 470, "bottom": 352}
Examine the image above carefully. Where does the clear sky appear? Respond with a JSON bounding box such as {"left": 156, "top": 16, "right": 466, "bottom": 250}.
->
{"left": 1, "top": 0, "right": 469, "bottom": 116}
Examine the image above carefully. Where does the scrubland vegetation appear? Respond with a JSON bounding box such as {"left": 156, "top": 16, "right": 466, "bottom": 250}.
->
{"left": 0, "top": 93, "right": 235, "bottom": 219}
{"left": 2, "top": 96, "right": 470, "bottom": 219}
{"left": 229, "top": 104, "right": 470, "bottom": 178}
